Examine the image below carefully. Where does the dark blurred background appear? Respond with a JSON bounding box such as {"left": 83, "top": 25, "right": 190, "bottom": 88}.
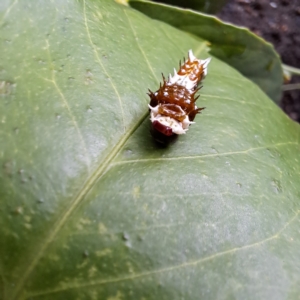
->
{"left": 217, "top": 0, "right": 300, "bottom": 123}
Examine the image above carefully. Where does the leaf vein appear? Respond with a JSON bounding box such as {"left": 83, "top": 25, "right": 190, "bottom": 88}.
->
{"left": 27, "top": 210, "right": 300, "bottom": 298}
{"left": 111, "top": 141, "right": 297, "bottom": 166}
{"left": 83, "top": 0, "right": 126, "bottom": 132}
{"left": 45, "top": 39, "right": 91, "bottom": 173}
{"left": 1, "top": 0, "right": 18, "bottom": 23}
{"left": 124, "top": 9, "right": 159, "bottom": 84}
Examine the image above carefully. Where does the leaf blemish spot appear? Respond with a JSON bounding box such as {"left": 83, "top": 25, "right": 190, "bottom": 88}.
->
{"left": 271, "top": 179, "right": 282, "bottom": 194}
{"left": 122, "top": 232, "right": 129, "bottom": 241}
{"left": 83, "top": 250, "right": 89, "bottom": 258}
{"left": 0, "top": 80, "right": 16, "bottom": 96}
{"left": 84, "top": 69, "right": 93, "bottom": 85}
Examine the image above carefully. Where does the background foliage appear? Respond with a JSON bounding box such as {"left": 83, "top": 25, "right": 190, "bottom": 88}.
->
{"left": 151, "top": 0, "right": 228, "bottom": 14}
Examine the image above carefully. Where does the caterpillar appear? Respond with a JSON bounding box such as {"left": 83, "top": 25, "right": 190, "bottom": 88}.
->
{"left": 148, "top": 50, "right": 210, "bottom": 142}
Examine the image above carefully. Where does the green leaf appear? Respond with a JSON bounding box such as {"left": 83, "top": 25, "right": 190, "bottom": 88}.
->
{"left": 1, "top": 1, "right": 300, "bottom": 300}
{"left": 130, "top": 0, "right": 283, "bottom": 103}
{"left": 151, "top": 0, "right": 228, "bottom": 14}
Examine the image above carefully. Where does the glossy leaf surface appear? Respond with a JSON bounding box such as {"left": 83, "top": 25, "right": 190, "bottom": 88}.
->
{"left": 0, "top": 1, "right": 300, "bottom": 300}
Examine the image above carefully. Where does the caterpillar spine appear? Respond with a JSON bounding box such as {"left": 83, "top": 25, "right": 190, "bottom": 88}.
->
{"left": 148, "top": 50, "right": 210, "bottom": 140}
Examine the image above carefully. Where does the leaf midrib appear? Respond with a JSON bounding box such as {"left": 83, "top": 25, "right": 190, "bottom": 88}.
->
{"left": 11, "top": 109, "right": 149, "bottom": 300}
{"left": 11, "top": 1, "right": 165, "bottom": 297}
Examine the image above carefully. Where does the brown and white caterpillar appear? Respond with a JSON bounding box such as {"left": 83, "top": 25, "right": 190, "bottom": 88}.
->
{"left": 148, "top": 50, "right": 210, "bottom": 141}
